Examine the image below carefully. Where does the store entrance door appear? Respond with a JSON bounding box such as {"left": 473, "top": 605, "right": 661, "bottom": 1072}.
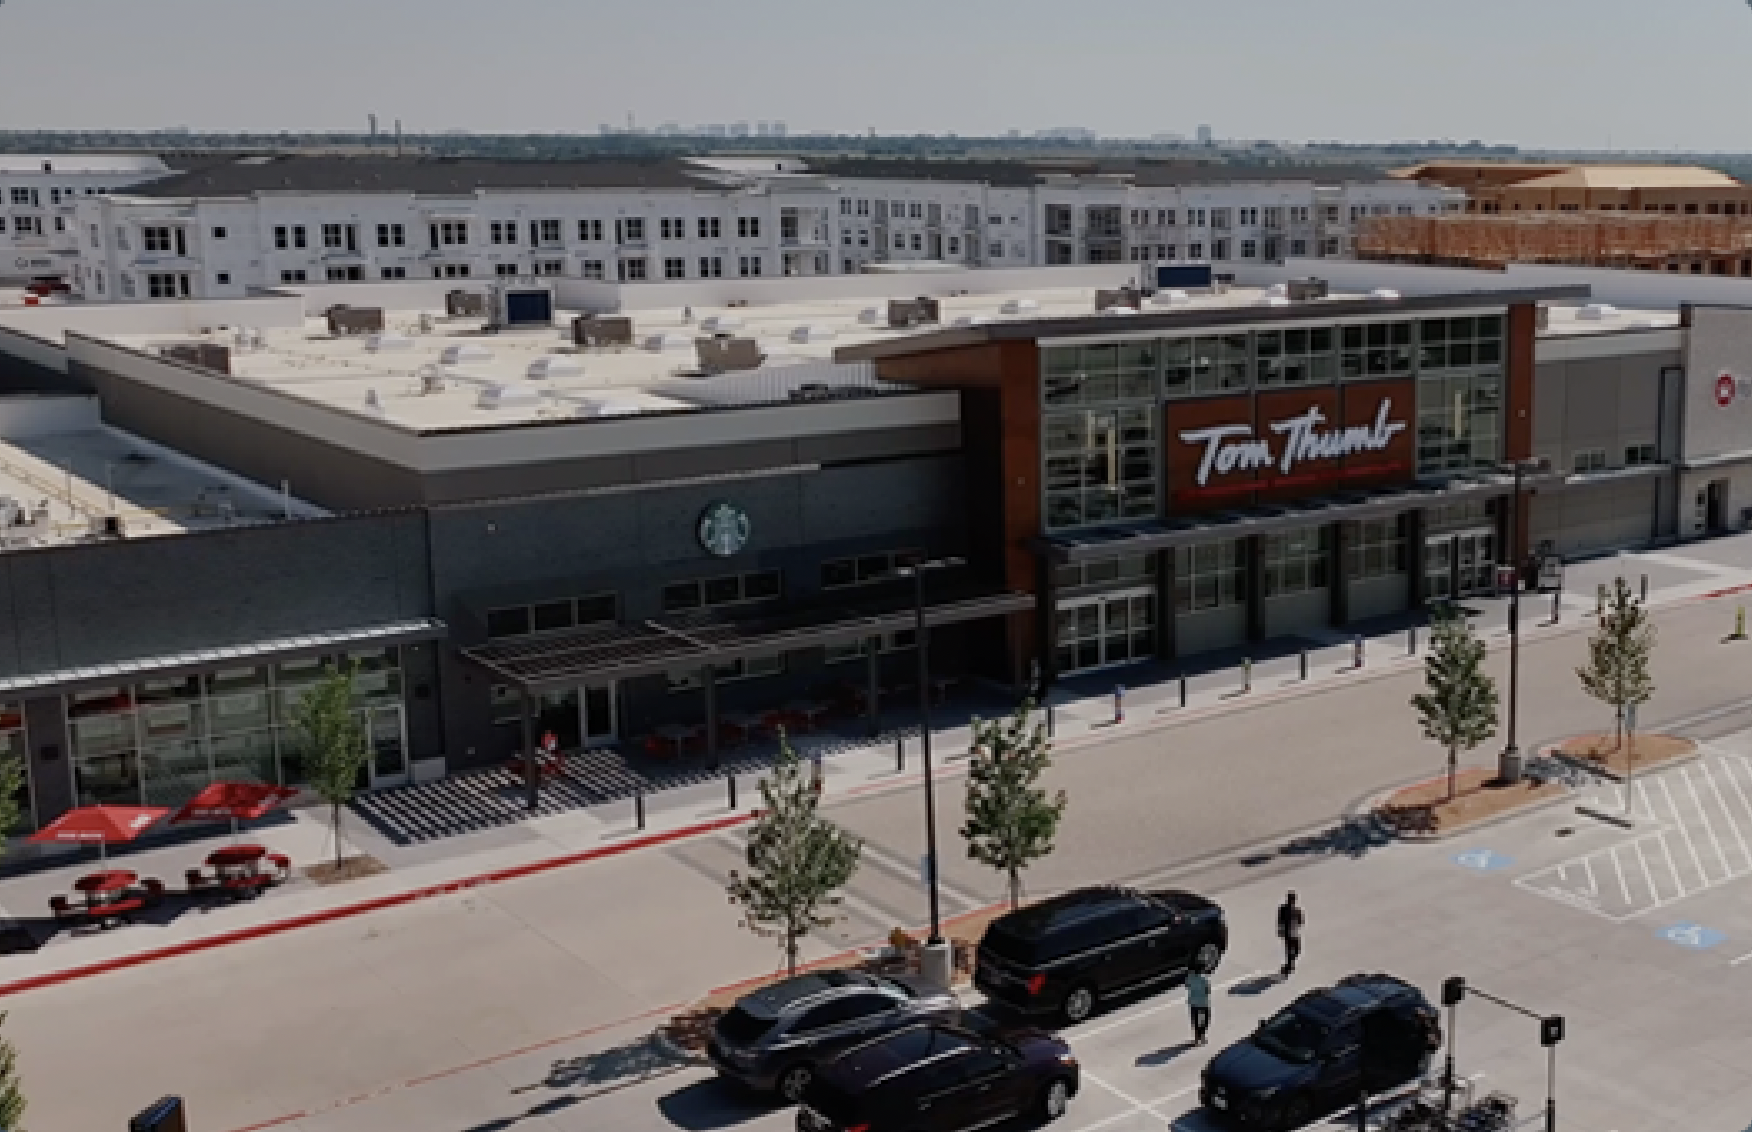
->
{"left": 582, "top": 683, "right": 617, "bottom": 748}
{"left": 366, "top": 704, "right": 409, "bottom": 789}
{"left": 1424, "top": 528, "right": 1497, "bottom": 601}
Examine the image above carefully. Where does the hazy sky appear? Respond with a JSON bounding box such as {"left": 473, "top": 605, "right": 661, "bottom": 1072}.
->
{"left": 3, "top": 0, "right": 1750, "bottom": 151}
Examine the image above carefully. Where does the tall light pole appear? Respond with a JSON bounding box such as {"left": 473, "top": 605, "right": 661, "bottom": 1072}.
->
{"left": 898, "top": 556, "right": 963, "bottom": 988}
{"left": 1499, "top": 459, "right": 1537, "bottom": 784}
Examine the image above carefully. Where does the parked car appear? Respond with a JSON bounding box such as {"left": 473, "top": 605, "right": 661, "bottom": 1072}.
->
{"left": 975, "top": 886, "right": 1227, "bottom": 1024}
{"left": 1200, "top": 973, "right": 1442, "bottom": 1130}
{"left": 708, "top": 970, "right": 961, "bottom": 1102}
{"left": 798, "top": 1020, "right": 1079, "bottom": 1132}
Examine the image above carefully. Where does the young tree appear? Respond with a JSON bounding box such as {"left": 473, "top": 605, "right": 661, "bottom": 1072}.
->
{"left": 295, "top": 662, "right": 371, "bottom": 872}
{"left": 727, "top": 736, "right": 862, "bottom": 975}
{"left": 0, "top": 1011, "right": 25, "bottom": 1132}
{"left": 1577, "top": 576, "right": 1656, "bottom": 811}
{"left": 960, "top": 701, "right": 1068, "bottom": 909}
{"left": 0, "top": 753, "right": 24, "bottom": 857}
{"left": 1411, "top": 610, "right": 1500, "bottom": 801}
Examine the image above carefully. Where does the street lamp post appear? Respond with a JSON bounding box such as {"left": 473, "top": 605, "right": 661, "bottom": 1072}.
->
{"left": 899, "top": 556, "right": 963, "bottom": 989}
{"left": 1500, "top": 459, "right": 1531, "bottom": 784}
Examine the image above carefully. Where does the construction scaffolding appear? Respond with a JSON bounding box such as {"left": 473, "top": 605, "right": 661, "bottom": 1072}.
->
{"left": 1357, "top": 212, "right": 1752, "bottom": 274}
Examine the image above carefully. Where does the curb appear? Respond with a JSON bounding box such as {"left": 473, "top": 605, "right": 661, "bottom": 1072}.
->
{"left": 1358, "top": 759, "right": 1578, "bottom": 845}
{"left": 0, "top": 810, "right": 755, "bottom": 1000}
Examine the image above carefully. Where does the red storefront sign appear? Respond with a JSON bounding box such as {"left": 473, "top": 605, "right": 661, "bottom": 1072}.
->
{"left": 1166, "top": 381, "right": 1417, "bottom": 512}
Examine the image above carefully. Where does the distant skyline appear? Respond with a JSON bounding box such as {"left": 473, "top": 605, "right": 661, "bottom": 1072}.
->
{"left": 3, "top": 0, "right": 1751, "bottom": 152}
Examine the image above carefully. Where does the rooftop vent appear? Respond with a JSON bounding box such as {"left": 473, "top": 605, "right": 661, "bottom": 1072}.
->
{"left": 888, "top": 297, "right": 941, "bottom": 328}
{"left": 1287, "top": 278, "right": 1330, "bottom": 301}
{"left": 696, "top": 336, "right": 766, "bottom": 374}
{"left": 574, "top": 315, "right": 633, "bottom": 347}
{"left": 1265, "top": 283, "right": 1289, "bottom": 298}
{"left": 857, "top": 307, "right": 882, "bottom": 325}
{"left": 1576, "top": 303, "right": 1619, "bottom": 321}
{"left": 445, "top": 290, "right": 488, "bottom": 318}
{"left": 643, "top": 333, "right": 691, "bottom": 351}
{"left": 475, "top": 383, "right": 544, "bottom": 410}
{"left": 788, "top": 324, "right": 837, "bottom": 343}
{"left": 440, "top": 343, "right": 494, "bottom": 365}
{"left": 326, "top": 305, "right": 384, "bottom": 336}
{"left": 366, "top": 333, "right": 414, "bottom": 352}
{"left": 1148, "top": 290, "right": 1191, "bottom": 308}
{"left": 1369, "top": 289, "right": 1402, "bottom": 301}
{"left": 700, "top": 314, "right": 744, "bottom": 333}
{"left": 1256, "top": 295, "right": 1292, "bottom": 308}
{"left": 1095, "top": 286, "right": 1143, "bottom": 312}
{"left": 526, "top": 356, "right": 583, "bottom": 380}
{"left": 999, "top": 298, "right": 1040, "bottom": 315}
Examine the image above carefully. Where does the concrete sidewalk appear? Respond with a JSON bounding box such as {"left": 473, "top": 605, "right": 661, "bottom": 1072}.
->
{"left": 4, "top": 535, "right": 1751, "bottom": 994}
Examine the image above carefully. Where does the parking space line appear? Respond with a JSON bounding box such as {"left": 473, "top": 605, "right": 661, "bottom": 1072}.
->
{"left": 1680, "top": 767, "right": 1731, "bottom": 882}
{"left": 1731, "top": 951, "right": 1752, "bottom": 967}
{"left": 1653, "top": 831, "right": 1688, "bottom": 902}
{"left": 1581, "top": 856, "right": 1599, "bottom": 896}
{"left": 1074, "top": 970, "right": 1272, "bottom": 1040}
{"left": 1697, "top": 762, "right": 1752, "bottom": 873}
{"left": 1658, "top": 776, "right": 1713, "bottom": 886}
{"left": 1609, "top": 845, "right": 1633, "bottom": 906}
{"left": 1081, "top": 1071, "right": 1174, "bottom": 1127}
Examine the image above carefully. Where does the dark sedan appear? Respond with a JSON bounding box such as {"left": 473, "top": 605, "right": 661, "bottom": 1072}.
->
{"left": 799, "top": 1021, "right": 1079, "bottom": 1132}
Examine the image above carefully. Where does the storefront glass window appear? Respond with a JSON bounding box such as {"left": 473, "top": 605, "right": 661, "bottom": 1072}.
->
{"left": 1262, "top": 527, "right": 1329, "bottom": 597}
{"left": 1054, "top": 591, "right": 1154, "bottom": 675}
{"left": 1418, "top": 370, "right": 1503, "bottom": 474}
{"left": 1053, "top": 554, "right": 1157, "bottom": 591}
{"left": 1043, "top": 405, "right": 1158, "bottom": 531}
{"left": 1175, "top": 540, "right": 1248, "bottom": 612}
{"left": 1347, "top": 516, "right": 1408, "bottom": 579}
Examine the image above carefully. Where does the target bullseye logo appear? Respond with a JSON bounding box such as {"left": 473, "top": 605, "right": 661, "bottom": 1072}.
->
{"left": 1718, "top": 372, "right": 1738, "bottom": 408}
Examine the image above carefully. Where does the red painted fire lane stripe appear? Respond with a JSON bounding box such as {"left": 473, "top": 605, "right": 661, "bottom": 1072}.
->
{"left": 0, "top": 811, "right": 755, "bottom": 1000}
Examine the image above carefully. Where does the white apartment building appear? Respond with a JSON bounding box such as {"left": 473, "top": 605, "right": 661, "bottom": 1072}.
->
{"left": 63, "top": 154, "right": 1459, "bottom": 302}
{"left": 1, "top": 153, "right": 172, "bottom": 283}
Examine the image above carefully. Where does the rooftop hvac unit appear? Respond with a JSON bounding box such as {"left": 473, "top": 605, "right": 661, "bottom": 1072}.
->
{"left": 789, "top": 324, "right": 837, "bottom": 343}
{"left": 445, "top": 290, "right": 488, "bottom": 318}
{"left": 475, "top": 383, "right": 545, "bottom": 410}
{"left": 1576, "top": 303, "right": 1619, "bottom": 321}
{"left": 366, "top": 333, "right": 414, "bottom": 352}
{"left": 1095, "top": 286, "right": 1143, "bottom": 312}
{"left": 888, "top": 297, "right": 940, "bottom": 328}
{"left": 574, "top": 315, "right": 634, "bottom": 346}
{"left": 160, "top": 342, "right": 232, "bottom": 374}
{"left": 491, "top": 284, "right": 554, "bottom": 329}
{"left": 89, "top": 514, "right": 125, "bottom": 539}
{"left": 526, "top": 356, "right": 583, "bottom": 379}
{"left": 1147, "top": 290, "right": 1191, "bottom": 308}
{"left": 642, "top": 332, "right": 691, "bottom": 351}
{"left": 1369, "top": 288, "right": 1402, "bottom": 301}
{"left": 700, "top": 314, "right": 744, "bottom": 333}
{"left": 440, "top": 343, "right": 495, "bottom": 365}
{"left": 695, "top": 336, "right": 766, "bottom": 374}
{"left": 326, "top": 305, "right": 385, "bottom": 336}
{"left": 999, "top": 298, "right": 1040, "bottom": 315}
{"left": 1286, "top": 277, "right": 1329, "bottom": 301}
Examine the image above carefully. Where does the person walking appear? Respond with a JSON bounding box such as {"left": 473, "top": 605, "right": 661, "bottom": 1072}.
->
{"left": 1185, "top": 965, "right": 1212, "bottom": 1045}
{"left": 1277, "top": 892, "right": 1304, "bottom": 978}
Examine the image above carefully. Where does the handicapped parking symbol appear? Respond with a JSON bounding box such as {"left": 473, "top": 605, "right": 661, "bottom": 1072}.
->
{"left": 1660, "top": 922, "right": 1726, "bottom": 950}
{"left": 1454, "top": 849, "right": 1512, "bottom": 872}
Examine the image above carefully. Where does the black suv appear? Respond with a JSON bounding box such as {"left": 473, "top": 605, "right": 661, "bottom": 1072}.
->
{"left": 709, "top": 970, "right": 960, "bottom": 1102}
{"left": 798, "top": 1021, "right": 1079, "bottom": 1132}
{"left": 1201, "top": 973, "right": 1442, "bottom": 1130}
{"left": 975, "top": 887, "right": 1226, "bottom": 1024}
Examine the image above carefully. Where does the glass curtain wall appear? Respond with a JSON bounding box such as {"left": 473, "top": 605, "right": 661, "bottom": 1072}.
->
{"left": 1415, "top": 315, "right": 1504, "bottom": 474}
{"left": 67, "top": 648, "right": 404, "bottom": 808}
{"left": 1042, "top": 343, "right": 1159, "bottom": 531}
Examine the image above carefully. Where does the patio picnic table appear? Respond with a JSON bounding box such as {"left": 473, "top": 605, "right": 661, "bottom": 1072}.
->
{"left": 200, "top": 844, "right": 289, "bottom": 898}
{"left": 75, "top": 869, "right": 139, "bottom": 903}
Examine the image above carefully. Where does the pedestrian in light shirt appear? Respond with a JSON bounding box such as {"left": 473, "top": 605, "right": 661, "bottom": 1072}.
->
{"left": 1186, "top": 964, "right": 1212, "bottom": 1045}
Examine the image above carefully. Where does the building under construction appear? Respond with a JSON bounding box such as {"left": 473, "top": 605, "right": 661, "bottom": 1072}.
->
{"left": 1356, "top": 211, "right": 1752, "bottom": 275}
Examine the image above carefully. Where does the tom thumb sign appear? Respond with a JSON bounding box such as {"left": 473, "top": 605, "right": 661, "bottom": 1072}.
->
{"left": 1179, "top": 399, "right": 1407, "bottom": 488}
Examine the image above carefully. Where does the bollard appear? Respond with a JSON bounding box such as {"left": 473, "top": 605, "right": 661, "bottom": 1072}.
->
{"left": 812, "top": 752, "right": 824, "bottom": 793}
{"left": 1552, "top": 589, "right": 1561, "bottom": 624}
{"left": 1179, "top": 673, "right": 1188, "bottom": 708}
{"left": 1640, "top": 573, "right": 1649, "bottom": 603}
{"left": 1114, "top": 684, "right": 1125, "bottom": 724}
{"left": 1408, "top": 626, "right": 1417, "bottom": 655}
{"left": 1736, "top": 607, "right": 1748, "bottom": 641}
{"left": 1242, "top": 657, "right": 1252, "bottom": 693}
{"left": 896, "top": 734, "right": 906, "bottom": 771}
{"left": 727, "top": 772, "right": 738, "bottom": 811}
{"left": 1047, "top": 701, "right": 1056, "bottom": 737}
{"left": 1353, "top": 634, "right": 1365, "bottom": 670}
{"left": 634, "top": 789, "right": 646, "bottom": 830}
{"left": 1300, "top": 648, "right": 1308, "bottom": 681}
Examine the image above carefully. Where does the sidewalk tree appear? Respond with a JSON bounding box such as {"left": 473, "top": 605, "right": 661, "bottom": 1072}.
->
{"left": 1577, "top": 575, "right": 1656, "bottom": 809}
{"left": 727, "top": 736, "right": 862, "bottom": 975}
{"left": 0, "top": 1011, "right": 24, "bottom": 1132}
{"left": 1411, "top": 609, "right": 1499, "bottom": 801}
{"left": 0, "top": 752, "right": 24, "bottom": 857}
{"left": 960, "top": 700, "right": 1067, "bottom": 909}
{"left": 295, "top": 661, "right": 371, "bottom": 871}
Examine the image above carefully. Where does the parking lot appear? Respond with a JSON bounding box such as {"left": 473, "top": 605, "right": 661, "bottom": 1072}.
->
{"left": 260, "top": 724, "right": 1752, "bottom": 1132}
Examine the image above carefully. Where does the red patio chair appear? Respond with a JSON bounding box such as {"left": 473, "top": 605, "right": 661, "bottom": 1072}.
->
{"left": 185, "top": 868, "right": 210, "bottom": 892}
{"left": 142, "top": 878, "right": 166, "bottom": 906}
{"left": 268, "top": 853, "right": 292, "bottom": 883}
{"left": 49, "top": 894, "right": 77, "bottom": 922}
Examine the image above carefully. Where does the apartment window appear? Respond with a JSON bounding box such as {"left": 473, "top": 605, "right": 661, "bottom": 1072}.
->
{"left": 842, "top": 230, "right": 854, "bottom": 247}
{"left": 536, "top": 218, "right": 561, "bottom": 244}
{"left": 146, "top": 272, "right": 190, "bottom": 299}
{"left": 1350, "top": 206, "right": 1366, "bottom": 223}
{"left": 279, "top": 269, "right": 307, "bottom": 283}
{"left": 615, "top": 216, "right": 646, "bottom": 244}
{"left": 1324, "top": 206, "right": 1341, "bottom": 224}
{"left": 1240, "top": 239, "right": 1258, "bottom": 259}
{"left": 1210, "top": 208, "right": 1232, "bottom": 230}
{"left": 825, "top": 631, "right": 916, "bottom": 664}
{"left": 908, "top": 202, "right": 923, "bottom": 219}
{"left": 1212, "top": 238, "right": 1231, "bottom": 260}
{"left": 1262, "top": 528, "right": 1328, "bottom": 597}
{"left": 839, "top": 199, "right": 852, "bottom": 216}
{"left": 737, "top": 216, "right": 760, "bottom": 239}
{"left": 578, "top": 218, "right": 604, "bottom": 241}
{"left": 1291, "top": 206, "right": 1311, "bottom": 224}
{"left": 380, "top": 266, "right": 407, "bottom": 279}
{"left": 486, "top": 593, "right": 618, "bottom": 639}
{"left": 48, "top": 187, "right": 63, "bottom": 204}
{"left": 662, "top": 570, "right": 783, "bottom": 614}
{"left": 327, "top": 266, "right": 364, "bottom": 281}
{"left": 699, "top": 256, "right": 723, "bottom": 278}
{"left": 494, "top": 263, "right": 519, "bottom": 277}
{"left": 1255, "top": 326, "right": 1337, "bottom": 387}
{"left": 215, "top": 272, "right": 230, "bottom": 285}
{"left": 581, "top": 259, "right": 605, "bottom": 280}
{"left": 208, "top": 225, "right": 227, "bottom": 240}
{"left": 1188, "top": 242, "right": 1204, "bottom": 259}
{"left": 291, "top": 225, "right": 308, "bottom": 248}
{"left": 617, "top": 257, "right": 648, "bottom": 282}
{"left": 659, "top": 217, "right": 686, "bottom": 240}
{"left": 907, "top": 233, "right": 922, "bottom": 252}
{"left": 119, "top": 274, "right": 136, "bottom": 298}
{"left": 489, "top": 221, "right": 518, "bottom": 245}
{"left": 947, "top": 236, "right": 960, "bottom": 255}
{"left": 1625, "top": 443, "right": 1659, "bottom": 466}
{"left": 432, "top": 263, "right": 471, "bottom": 279}
{"left": 1340, "top": 321, "right": 1415, "bottom": 378}
{"left": 1321, "top": 237, "right": 1341, "bottom": 256}
{"left": 1239, "top": 207, "right": 1258, "bottom": 226}
{"left": 857, "top": 229, "right": 869, "bottom": 247}
{"left": 697, "top": 216, "right": 721, "bottom": 239}
{"left": 738, "top": 255, "right": 762, "bottom": 277}
{"left": 989, "top": 241, "right": 1004, "bottom": 258}
{"left": 376, "top": 222, "right": 405, "bottom": 247}
{"left": 430, "top": 221, "right": 467, "bottom": 246}
{"left": 95, "top": 270, "right": 105, "bottom": 294}
{"left": 142, "top": 226, "right": 173, "bottom": 252}
{"left": 820, "top": 549, "right": 923, "bottom": 589}
{"left": 664, "top": 257, "right": 686, "bottom": 279}
{"left": 857, "top": 200, "right": 870, "bottom": 216}
{"left": 1347, "top": 517, "right": 1408, "bottom": 579}
{"left": 1290, "top": 239, "right": 1308, "bottom": 257}
{"left": 1175, "top": 540, "right": 1246, "bottom": 612}
{"left": 1572, "top": 448, "right": 1608, "bottom": 474}
{"left": 323, "top": 223, "right": 344, "bottom": 249}
{"left": 534, "top": 259, "right": 565, "bottom": 276}
{"left": 1263, "top": 207, "right": 1282, "bottom": 227}
{"left": 893, "top": 232, "right": 905, "bottom": 250}
{"left": 8, "top": 188, "right": 34, "bottom": 206}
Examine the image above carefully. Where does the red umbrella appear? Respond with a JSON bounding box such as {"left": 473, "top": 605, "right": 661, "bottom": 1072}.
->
{"left": 30, "top": 804, "right": 170, "bottom": 863}
{"left": 171, "top": 782, "right": 297, "bottom": 839}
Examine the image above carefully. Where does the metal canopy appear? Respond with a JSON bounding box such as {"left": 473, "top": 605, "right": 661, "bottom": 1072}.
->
{"left": 1041, "top": 472, "right": 1568, "bottom": 565}
{"left": 0, "top": 617, "right": 448, "bottom": 701}
{"left": 464, "top": 588, "right": 1033, "bottom": 693}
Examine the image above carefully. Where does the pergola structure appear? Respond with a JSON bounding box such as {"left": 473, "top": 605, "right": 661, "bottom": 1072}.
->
{"left": 462, "top": 586, "right": 1033, "bottom": 808}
